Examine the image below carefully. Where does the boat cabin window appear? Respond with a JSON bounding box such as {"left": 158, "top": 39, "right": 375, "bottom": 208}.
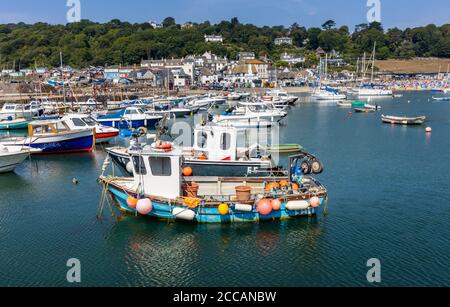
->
{"left": 132, "top": 156, "right": 147, "bottom": 175}
{"left": 4, "top": 105, "right": 15, "bottom": 110}
{"left": 148, "top": 157, "right": 172, "bottom": 176}
{"left": 197, "top": 131, "right": 208, "bottom": 149}
{"left": 220, "top": 133, "right": 231, "bottom": 150}
{"left": 72, "top": 118, "right": 87, "bottom": 127}
{"left": 125, "top": 109, "right": 138, "bottom": 115}
{"left": 83, "top": 117, "right": 97, "bottom": 127}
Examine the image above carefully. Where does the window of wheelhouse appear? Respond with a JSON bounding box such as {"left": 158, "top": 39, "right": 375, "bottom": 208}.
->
{"left": 220, "top": 133, "right": 231, "bottom": 150}
{"left": 197, "top": 131, "right": 208, "bottom": 149}
{"left": 148, "top": 157, "right": 172, "bottom": 176}
{"left": 71, "top": 118, "right": 87, "bottom": 127}
{"left": 132, "top": 156, "right": 147, "bottom": 175}
{"left": 83, "top": 117, "right": 97, "bottom": 127}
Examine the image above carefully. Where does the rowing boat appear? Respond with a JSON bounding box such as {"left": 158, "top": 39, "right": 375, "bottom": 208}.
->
{"left": 266, "top": 144, "right": 303, "bottom": 153}
{"left": 381, "top": 115, "right": 426, "bottom": 125}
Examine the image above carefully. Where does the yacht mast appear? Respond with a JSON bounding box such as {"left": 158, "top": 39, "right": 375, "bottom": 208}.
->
{"left": 371, "top": 42, "right": 376, "bottom": 83}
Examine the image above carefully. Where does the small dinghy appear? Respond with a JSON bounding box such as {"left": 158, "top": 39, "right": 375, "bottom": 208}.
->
{"left": 351, "top": 101, "right": 366, "bottom": 107}
{"left": 336, "top": 101, "right": 352, "bottom": 107}
{"left": 354, "top": 108, "right": 375, "bottom": 113}
{"left": 381, "top": 115, "right": 426, "bottom": 125}
{"left": 266, "top": 144, "right": 303, "bottom": 154}
{"left": 364, "top": 103, "right": 381, "bottom": 110}
{"left": 432, "top": 96, "right": 450, "bottom": 101}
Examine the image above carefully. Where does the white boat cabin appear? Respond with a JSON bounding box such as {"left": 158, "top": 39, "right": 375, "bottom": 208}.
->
{"left": 193, "top": 125, "right": 238, "bottom": 161}
{"left": 130, "top": 148, "right": 182, "bottom": 199}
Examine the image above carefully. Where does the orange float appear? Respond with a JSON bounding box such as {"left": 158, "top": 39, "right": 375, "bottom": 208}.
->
{"left": 126, "top": 196, "right": 138, "bottom": 209}
{"left": 265, "top": 182, "right": 280, "bottom": 192}
{"left": 182, "top": 167, "right": 193, "bottom": 177}
{"left": 291, "top": 183, "right": 299, "bottom": 191}
{"left": 279, "top": 180, "right": 289, "bottom": 188}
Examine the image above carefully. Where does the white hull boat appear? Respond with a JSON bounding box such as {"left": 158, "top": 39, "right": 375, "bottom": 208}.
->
{"left": 0, "top": 145, "right": 40, "bottom": 173}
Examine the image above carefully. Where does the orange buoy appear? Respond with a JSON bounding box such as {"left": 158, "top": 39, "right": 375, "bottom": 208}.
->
{"left": 271, "top": 199, "right": 282, "bottom": 211}
{"left": 265, "top": 182, "right": 280, "bottom": 192}
{"left": 126, "top": 196, "right": 138, "bottom": 209}
{"left": 197, "top": 153, "right": 208, "bottom": 160}
{"left": 182, "top": 166, "right": 193, "bottom": 177}
{"left": 291, "top": 183, "right": 299, "bottom": 191}
{"left": 279, "top": 180, "right": 289, "bottom": 188}
{"left": 257, "top": 199, "right": 273, "bottom": 215}
{"left": 310, "top": 196, "right": 320, "bottom": 208}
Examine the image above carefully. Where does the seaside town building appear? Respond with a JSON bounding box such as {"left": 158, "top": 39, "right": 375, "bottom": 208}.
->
{"left": 280, "top": 52, "right": 306, "bottom": 65}
{"left": 274, "top": 37, "right": 293, "bottom": 46}
{"left": 204, "top": 34, "right": 223, "bottom": 43}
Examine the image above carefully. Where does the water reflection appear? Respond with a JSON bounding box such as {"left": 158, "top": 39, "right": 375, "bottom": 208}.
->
{"left": 102, "top": 215, "right": 325, "bottom": 286}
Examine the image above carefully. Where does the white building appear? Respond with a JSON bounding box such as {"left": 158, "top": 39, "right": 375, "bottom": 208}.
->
{"left": 149, "top": 21, "right": 163, "bottom": 29}
{"left": 274, "top": 37, "right": 293, "bottom": 46}
{"left": 141, "top": 58, "right": 194, "bottom": 80}
{"left": 280, "top": 52, "right": 305, "bottom": 65}
{"left": 237, "top": 52, "right": 255, "bottom": 60}
{"left": 204, "top": 34, "right": 223, "bottom": 43}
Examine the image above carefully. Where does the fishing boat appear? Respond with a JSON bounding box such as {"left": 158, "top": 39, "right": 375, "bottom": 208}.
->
{"left": 0, "top": 145, "right": 40, "bottom": 173}
{"left": 187, "top": 95, "right": 227, "bottom": 109}
{"left": 98, "top": 145, "right": 328, "bottom": 224}
{"left": 213, "top": 104, "right": 287, "bottom": 128}
{"left": 95, "top": 107, "right": 163, "bottom": 130}
{"left": 266, "top": 89, "right": 298, "bottom": 104}
{"left": 107, "top": 124, "right": 280, "bottom": 176}
{"left": 0, "top": 119, "right": 95, "bottom": 153}
{"left": 0, "top": 102, "right": 44, "bottom": 120}
{"left": 0, "top": 118, "right": 31, "bottom": 130}
{"left": 40, "top": 97, "right": 70, "bottom": 115}
{"left": 62, "top": 114, "right": 119, "bottom": 144}
{"left": 73, "top": 97, "right": 103, "bottom": 110}
{"left": 381, "top": 115, "right": 426, "bottom": 125}
{"left": 312, "top": 87, "right": 347, "bottom": 100}
{"left": 227, "top": 92, "right": 242, "bottom": 101}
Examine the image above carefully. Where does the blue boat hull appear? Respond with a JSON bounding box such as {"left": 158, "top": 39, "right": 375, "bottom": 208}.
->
{"left": 98, "top": 119, "right": 160, "bottom": 129}
{"left": 108, "top": 186, "right": 324, "bottom": 224}
{"left": 29, "top": 135, "right": 94, "bottom": 153}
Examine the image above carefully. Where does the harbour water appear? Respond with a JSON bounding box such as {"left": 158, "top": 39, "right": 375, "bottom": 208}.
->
{"left": 0, "top": 91, "right": 449, "bottom": 286}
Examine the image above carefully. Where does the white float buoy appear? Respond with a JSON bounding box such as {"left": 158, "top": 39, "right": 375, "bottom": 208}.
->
{"left": 425, "top": 127, "right": 432, "bottom": 133}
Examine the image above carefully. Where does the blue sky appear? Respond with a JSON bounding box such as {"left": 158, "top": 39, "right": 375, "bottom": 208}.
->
{"left": 0, "top": 0, "right": 448, "bottom": 29}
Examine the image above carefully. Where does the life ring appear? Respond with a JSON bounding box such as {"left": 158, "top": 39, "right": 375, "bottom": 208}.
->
{"left": 156, "top": 141, "right": 173, "bottom": 152}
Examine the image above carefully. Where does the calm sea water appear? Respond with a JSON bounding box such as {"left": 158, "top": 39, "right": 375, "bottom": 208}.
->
{"left": 0, "top": 91, "right": 449, "bottom": 287}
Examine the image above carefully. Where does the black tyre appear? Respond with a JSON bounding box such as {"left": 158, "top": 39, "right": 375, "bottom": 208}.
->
{"left": 311, "top": 158, "right": 324, "bottom": 174}
{"left": 301, "top": 160, "right": 312, "bottom": 175}
{"left": 137, "top": 127, "right": 148, "bottom": 135}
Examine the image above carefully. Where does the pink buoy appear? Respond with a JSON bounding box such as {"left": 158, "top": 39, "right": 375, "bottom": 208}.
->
{"left": 137, "top": 198, "right": 153, "bottom": 215}
{"left": 271, "top": 199, "right": 282, "bottom": 211}
{"left": 257, "top": 199, "right": 273, "bottom": 215}
{"left": 425, "top": 127, "right": 432, "bottom": 133}
{"left": 310, "top": 196, "right": 321, "bottom": 208}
